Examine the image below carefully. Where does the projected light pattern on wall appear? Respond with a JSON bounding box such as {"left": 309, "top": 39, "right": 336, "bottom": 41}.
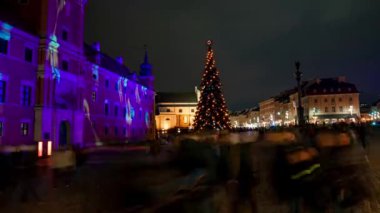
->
{"left": 47, "top": 34, "right": 61, "bottom": 82}
{"left": 0, "top": 22, "right": 12, "bottom": 40}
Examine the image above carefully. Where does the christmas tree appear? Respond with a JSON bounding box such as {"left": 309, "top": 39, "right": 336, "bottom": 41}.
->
{"left": 193, "top": 40, "right": 231, "bottom": 131}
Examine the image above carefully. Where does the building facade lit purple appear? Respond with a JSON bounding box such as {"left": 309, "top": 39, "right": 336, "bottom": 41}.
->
{"left": 0, "top": 0, "right": 155, "bottom": 150}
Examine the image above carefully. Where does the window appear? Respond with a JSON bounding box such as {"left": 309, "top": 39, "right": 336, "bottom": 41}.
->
{"left": 184, "top": 116, "right": 188, "bottom": 124}
{"left": 105, "top": 79, "right": 109, "bottom": 88}
{"left": 114, "top": 127, "right": 118, "bottom": 136}
{"left": 179, "top": 109, "right": 183, "bottom": 113}
{"left": 314, "top": 99, "right": 318, "bottom": 104}
{"left": 104, "top": 103, "right": 109, "bottom": 115}
{"left": 349, "top": 97, "right": 353, "bottom": 102}
{"left": 338, "top": 97, "right": 342, "bottom": 102}
{"left": 0, "top": 81, "right": 6, "bottom": 103}
{"left": 325, "top": 107, "right": 328, "bottom": 113}
{"left": 0, "top": 38, "right": 8, "bottom": 54}
{"left": 62, "top": 60, "right": 69, "bottom": 71}
{"left": 191, "top": 109, "right": 195, "bottom": 113}
{"left": 123, "top": 126, "right": 127, "bottom": 137}
{"left": 24, "top": 47, "right": 33, "bottom": 63}
{"left": 92, "top": 91, "right": 96, "bottom": 102}
{"left": 123, "top": 107, "right": 126, "bottom": 118}
{"left": 0, "top": 121, "right": 3, "bottom": 137}
{"left": 104, "top": 126, "right": 109, "bottom": 136}
{"left": 324, "top": 98, "right": 328, "bottom": 103}
{"left": 21, "top": 122, "right": 29, "bottom": 136}
{"left": 332, "top": 107, "right": 336, "bottom": 112}
{"left": 62, "top": 30, "right": 68, "bottom": 41}
{"left": 21, "top": 85, "right": 32, "bottom": 106}
{"left": 331, "top": 98, "right": 335, "bottom": 103}
{"left": 114, "top": 105, "right": 118, "bottom": 116}
{"left": 166, "top": 109, "right": 170, "bottom": 112}
{"left": 339, "top": 106, "right": 343, "bottom": 112}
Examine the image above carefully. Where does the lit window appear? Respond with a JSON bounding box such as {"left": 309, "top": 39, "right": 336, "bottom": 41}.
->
{"left": 62, "top": 60, "right": 69, "bottom": 71}
{"left": 0, "top": 38, "right": 8, "bottom": 54}
{"left": 21, "top": 85, "right": 32, "bottom": 106}
{"left": 184, "top": 116, "right": 188, "bottom": 124}
{"left": 62, "top": 30, "right": 68, "bottom": 41}
{"left": 0, "top": 81, "right": 6, "bottom": 103}
{"left": 21, "top": 122, "right": 29, "bottom": 136}
{"left": 24, "top": 47, "right": 33, "bottom": 63}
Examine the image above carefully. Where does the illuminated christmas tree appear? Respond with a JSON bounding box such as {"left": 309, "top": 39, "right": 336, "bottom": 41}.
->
{"left": 193, "top": 40, "right": 231, "bottom": 131}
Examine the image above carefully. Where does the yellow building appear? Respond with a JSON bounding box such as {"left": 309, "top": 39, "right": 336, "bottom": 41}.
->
{"left": 259, "top": 76, "right": 360, "bottom": 126}
{"left": 230, "top": 107, "right": 260, "bottom": 128}
{"left": 155, "top": 87, "right": 200, "bottom": 132}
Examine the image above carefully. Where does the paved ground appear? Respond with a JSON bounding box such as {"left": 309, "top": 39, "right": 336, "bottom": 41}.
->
{"left": 1, "top": 129, "right": 380, "bottom": 213}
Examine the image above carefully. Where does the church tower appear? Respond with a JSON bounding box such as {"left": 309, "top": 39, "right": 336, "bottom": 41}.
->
{"left": 139, "top": 46, "right": 154, "bottom": 90}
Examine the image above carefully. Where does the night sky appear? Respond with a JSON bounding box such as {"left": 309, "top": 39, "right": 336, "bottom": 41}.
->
{"left": 85, "top": 0, "right": 380, "bottom": 110}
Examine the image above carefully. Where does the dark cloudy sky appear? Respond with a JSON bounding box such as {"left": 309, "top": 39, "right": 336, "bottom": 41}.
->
{"left": 84, "top": 0, "right": 380, "bottom": 110}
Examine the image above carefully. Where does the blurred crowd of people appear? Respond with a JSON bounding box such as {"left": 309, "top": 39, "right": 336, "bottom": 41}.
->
{"left": 0, "top": 144, "right": 87, "bottom": 204}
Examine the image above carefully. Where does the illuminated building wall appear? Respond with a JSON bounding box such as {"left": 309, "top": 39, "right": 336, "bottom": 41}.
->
{"left": 0, "top": 0, "right": 155, "bottom": 150}
{"left": 258, "top": 77, "right": 360, "bottom": 126}
{"left": 155, "top": 88, "right": 199, "bottom": 132}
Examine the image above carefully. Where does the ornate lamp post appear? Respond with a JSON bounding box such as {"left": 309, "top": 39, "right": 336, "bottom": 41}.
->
{"left": 294, "top": 61, "right": 305, "bottom": 126}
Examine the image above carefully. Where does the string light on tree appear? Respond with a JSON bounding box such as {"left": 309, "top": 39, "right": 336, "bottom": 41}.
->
{"left": 193, "top": 40, "right": 231, "bottom": 131}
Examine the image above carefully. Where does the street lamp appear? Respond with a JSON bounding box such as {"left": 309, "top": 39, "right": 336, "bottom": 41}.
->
{"left": 294, "top": 61, "right": 305, "bottom": 126}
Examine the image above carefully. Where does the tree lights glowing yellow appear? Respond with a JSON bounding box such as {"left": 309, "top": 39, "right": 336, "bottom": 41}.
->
{"left": 193, "top": 40, "right": 231, "bottom": 131}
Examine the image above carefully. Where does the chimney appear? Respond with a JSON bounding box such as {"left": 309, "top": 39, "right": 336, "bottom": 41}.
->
{"left": 116, "top": 56, "right": 124, "bottom": 65}
{"left": 337, "top": 76, "right": 346, "bottom": 82}
{"left": 92, "top": 42, "right": 101, "bottom": 52}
